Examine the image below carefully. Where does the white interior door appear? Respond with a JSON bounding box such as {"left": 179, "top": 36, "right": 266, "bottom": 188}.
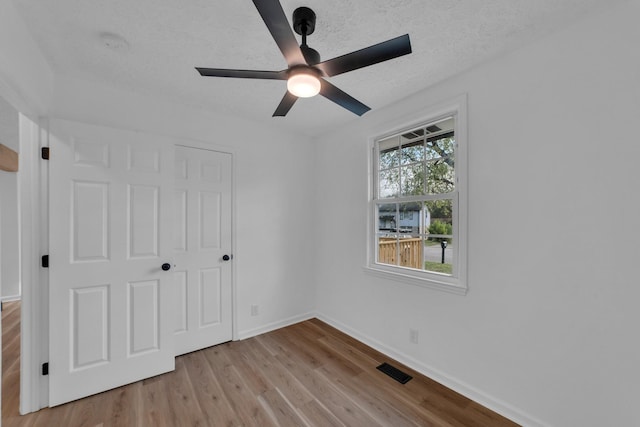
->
{"left": 173, "top": 145, "right": 233, "bottom": 355}
{"left": 48, "top": 120, "right": 175, "bottom": 406}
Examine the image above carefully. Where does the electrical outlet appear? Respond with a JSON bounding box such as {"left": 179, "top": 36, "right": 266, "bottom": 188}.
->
{"left": 251, "top": 305, "right": 259, "bottom": 316}
{"left": 409, "top": 328, "right": 419, "bottom": 344}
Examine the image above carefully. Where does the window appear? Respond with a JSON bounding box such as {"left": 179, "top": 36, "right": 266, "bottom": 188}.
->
{"left": 366, "top": 98, "right": 467, "bottom": 294}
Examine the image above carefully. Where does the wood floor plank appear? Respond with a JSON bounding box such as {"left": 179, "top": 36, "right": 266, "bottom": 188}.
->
{"left": 271, "top": 344, "right": 384, "bottom": 427}
{"left": 161, "top": 357, "right": 205, "bottom": 427}
{"left": 31, "top": 404, "right": 71, "bottom": 427}
{"left": 61, "top": 392, "right": 101, "bottom": 427}
{"left": 306, "top": 318, "right": 388, "bottom": 362}
{"left": 317, "top": 333, "right": 381, "bottom": 370}
{"left": 349, "top": 371, "right": 442, "bottom": 426}
{"left": 297, "top": 399, "right": 346, "bottom": 427}
{"left": 240, "top": 336, "right": 315, "bottom": 409}
{"left": 3, "top": 304, "right": 520, "bottom": 427}
{"left": 318, "top": 368, "right": 421, "bottom": 427}
{"left": 272, "top": 325, "right": 364, "bottom": 380}
{"left": 224, "top": 339, "right": 271, "bottom": 396}
{"left": 201, "top": 345, "right": 275, "bottom": 426}
{"left": 257, "top": 388, "right": 308, "bottom": 427}
{"left": 140, "top": 373, "right": 174, "bottom": 427}
{"left": 181, "top": 351, "right": 241, "bottom": 427}
{"left": 268, "top": 328, "right": 325, "bottom": 369}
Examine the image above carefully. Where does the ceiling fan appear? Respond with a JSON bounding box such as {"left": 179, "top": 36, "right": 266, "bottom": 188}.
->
{"left": 196, "top": 0, "right": 412, "bottom": 117}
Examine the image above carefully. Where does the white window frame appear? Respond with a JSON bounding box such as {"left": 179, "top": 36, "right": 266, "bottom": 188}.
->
{"left": 364, "top": 95, "right": 468, "bottom": 295}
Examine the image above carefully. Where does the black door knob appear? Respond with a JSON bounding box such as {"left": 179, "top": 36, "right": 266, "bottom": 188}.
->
{"left": 161, "top": 263, "right": 171, "bottom": 271}
{"left": 222, "top": 255, "right": 231, "bottom": 261}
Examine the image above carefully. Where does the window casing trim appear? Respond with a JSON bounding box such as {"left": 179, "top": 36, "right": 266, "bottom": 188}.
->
{"left": 365, "top": 94, "right": 468, "bottom": 294}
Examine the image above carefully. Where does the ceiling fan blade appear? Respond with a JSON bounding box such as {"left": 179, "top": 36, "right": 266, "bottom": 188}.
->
{"left": 273, "top": 91, "right": 298, "bottom": 117}
{"left": 252, "top": 0, "right": 306, "bottom": 66}
{"left": 316, "top": 34, "right": 412, "bottom": 77}
{"left": 319, "top": 79, "right": 370, "bottom": 116}
{"left": 196, "top": 68, "right": 287, "bottom": 80}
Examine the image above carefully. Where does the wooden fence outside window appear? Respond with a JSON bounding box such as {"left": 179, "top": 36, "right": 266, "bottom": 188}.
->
{"left": 378, "top": 237, "right": 423, "bottom": 269}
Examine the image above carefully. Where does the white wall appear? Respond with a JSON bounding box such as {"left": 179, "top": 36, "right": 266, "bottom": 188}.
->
{"left": 0, "top": 96, "right": 21, "bottom": 299}
{"left": 313, "top": 2, "right": 640, "bottom": 426}
{"left": 50, "top": 75, "right": 317, "bottom": 337}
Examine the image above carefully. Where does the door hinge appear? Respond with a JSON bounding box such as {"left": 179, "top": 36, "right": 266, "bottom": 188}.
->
{"left": 41, "top": 147, "right": 50, "bottom": 160}
{"left": 42, "top": 362, "right": 49, "bottom": 376}
{"left": 42, "top": 255, "right": 49, "bottom": 268}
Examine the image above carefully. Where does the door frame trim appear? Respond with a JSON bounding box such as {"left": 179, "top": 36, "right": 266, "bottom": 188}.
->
{"left": 19, "top": 115, "right": 49, "bottom": 413}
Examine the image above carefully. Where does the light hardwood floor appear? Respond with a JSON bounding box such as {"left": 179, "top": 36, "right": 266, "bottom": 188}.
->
{"left": 2, "top": 301, "right": 519, "bottom": 426}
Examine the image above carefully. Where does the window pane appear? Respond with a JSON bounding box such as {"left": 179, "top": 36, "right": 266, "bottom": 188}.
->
{"left": 379, "top": 147, "right": 399, "bottom": 169}
{"left": 398, "top": 234, "right": 423, "bottom": 269}
{"left": 398, "top": 202, "right": 422, "bottom": 234}
{"left": 379, "top": 169, "right": 399, "bottom": 198}
{"left": 426, "top": 136, "right": 455, "bottom": 160}
{"left": 423, "top": 237, "right": 453, "bottom": 275}
{"left": 377, "top": 235, "right": 398, "bottom": 266}
{"left": 424, "top": 199, "right": 453, "bottom": 229}
{"left": 400, "top": 142, "right": 424, "bottom": 165}
{"left": 378, "top": 203, "right": 397, "bottom": 232}
{"left": 400, "top": 164, "right": 425, "bottom": 196}
{"left": 379, "top": 135, "right": 400, "bottom": 169}
{"left": 424, "top": 198, "right": 453, "bottom": 275}
{"left": 426, "top": 159, "right": 455, "bottom": 194}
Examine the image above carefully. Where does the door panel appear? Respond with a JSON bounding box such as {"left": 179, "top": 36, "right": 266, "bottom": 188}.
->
{"left": 128, "top": 279, "right": 160, "bottom": 355}
{"left": 128, "top": 184, "right": 160, "bottom": 258}
{"left": 199, "top": 267, "right": 222, "bottom": 326}
{"left": 72, "top": 181, "right": 109, "bottom": 261}
{"left": 49, "top": 120, "right": 175, "bottom": 406}
{"left": 174, "top": 146, "right": 232, "bottom": 355}
{"left": 71, "top": 285, "right": 109, "bottom": 369}
{"left": 200, "top": 191, "right": 221, "bottom": 249}
{"left": 174, "top": 189, "right": 188, "bottom": 251}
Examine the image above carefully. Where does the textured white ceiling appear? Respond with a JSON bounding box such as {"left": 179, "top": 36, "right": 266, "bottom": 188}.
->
{"left": 12, "top": 0, "right": 620, "bottom": 137}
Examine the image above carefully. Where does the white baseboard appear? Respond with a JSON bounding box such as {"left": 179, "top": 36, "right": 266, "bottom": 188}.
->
{"left": 1, "top": 295, "right": 21, "bottom": 303}
{"left": 314, "top": 312, "right": 548, "bottom": 427}
{"left": 237, "top": 311, "right": 315, "bottom": 340}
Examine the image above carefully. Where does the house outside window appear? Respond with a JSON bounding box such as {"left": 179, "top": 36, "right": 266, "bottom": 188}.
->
{"left": 366, "top": 97, "right": 467, "bottom": 294}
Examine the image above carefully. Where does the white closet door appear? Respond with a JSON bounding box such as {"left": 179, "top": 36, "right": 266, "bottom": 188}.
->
{"left": 173, "top": 146, "right": 232, "bottom": 355}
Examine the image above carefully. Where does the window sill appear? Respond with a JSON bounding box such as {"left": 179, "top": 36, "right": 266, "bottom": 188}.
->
{"left": 363, "top": 265, "right": 467, "bottom": 295}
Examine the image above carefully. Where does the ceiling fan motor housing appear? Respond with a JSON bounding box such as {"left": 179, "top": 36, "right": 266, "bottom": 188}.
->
{"left": 301, "top": 45, "right": 320, "bottom": 65}
{"left": 293, "top": 7, "right": 316, "bottom": 36}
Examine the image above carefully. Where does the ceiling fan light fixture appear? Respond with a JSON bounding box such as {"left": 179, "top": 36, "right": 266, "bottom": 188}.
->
{"left": 287, "top": 68, "right": 321, "bottom": 98}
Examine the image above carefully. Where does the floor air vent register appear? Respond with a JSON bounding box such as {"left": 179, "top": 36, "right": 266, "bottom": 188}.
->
{"left": 376, "top": 362, "right": 413, "bottom": 384}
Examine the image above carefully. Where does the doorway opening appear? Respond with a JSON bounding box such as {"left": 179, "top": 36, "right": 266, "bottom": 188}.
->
{"left": 0, "top": 94, "right": 22, "bottom": 421}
